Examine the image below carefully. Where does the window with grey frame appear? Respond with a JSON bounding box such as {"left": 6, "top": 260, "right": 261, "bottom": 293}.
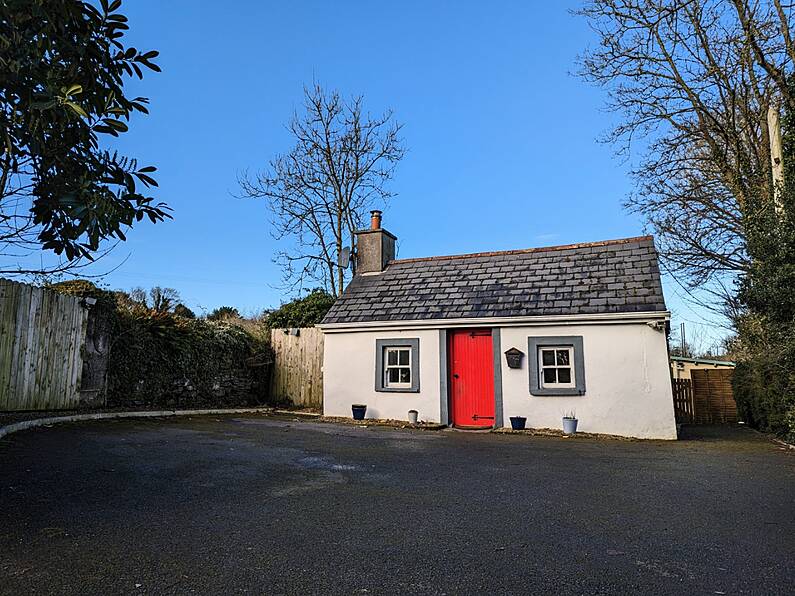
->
{"left": 527, "top": 336, "right": 585, "bottom": 396}
{"left": 375, "top": 338, "right": 420, "bottom": 392}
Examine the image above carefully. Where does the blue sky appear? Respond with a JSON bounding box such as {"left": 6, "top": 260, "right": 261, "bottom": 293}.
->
{"left": 70, "top": 1, "right": 724, "bottom": 347}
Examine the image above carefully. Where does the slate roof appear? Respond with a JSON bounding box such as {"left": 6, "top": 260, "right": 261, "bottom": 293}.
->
{"left": 321, "top": 236, "right": 666, "bottom": 325}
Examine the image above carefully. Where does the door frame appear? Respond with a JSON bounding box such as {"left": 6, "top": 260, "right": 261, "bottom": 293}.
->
{"left": 440, "top": 328, "right": 503, "bottom": 428}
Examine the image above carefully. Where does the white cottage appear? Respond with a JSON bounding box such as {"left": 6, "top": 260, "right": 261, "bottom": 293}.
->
{"left": 318, "top": 212, "right": 677, "bottom": 440}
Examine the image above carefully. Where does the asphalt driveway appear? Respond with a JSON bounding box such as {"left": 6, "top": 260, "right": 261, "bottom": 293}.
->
{"left": 0, "top": 416, "right": 793, "bottom": 595}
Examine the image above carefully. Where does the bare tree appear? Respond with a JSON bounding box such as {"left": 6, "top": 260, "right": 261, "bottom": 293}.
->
{"left": 128, "top": 286, "right": 181, "bottom": 313}
{"left": 577, "top": 0, "right": 795, "bottom": 301}
{"left": 240, "top": 84, "right": 405, "bottom": 297}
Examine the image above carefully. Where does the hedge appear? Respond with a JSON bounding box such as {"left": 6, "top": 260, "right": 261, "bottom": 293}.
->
{"left": 732, "top": 318, "right": 795, "bottom": 443}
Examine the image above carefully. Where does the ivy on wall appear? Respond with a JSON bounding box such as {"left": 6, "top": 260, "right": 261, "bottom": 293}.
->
{"left": 50, "top": 281, "right": 272, "bottom": 408}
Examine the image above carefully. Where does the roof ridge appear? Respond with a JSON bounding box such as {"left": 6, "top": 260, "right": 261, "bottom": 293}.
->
{"left": 388, "top": 235, "right": 654, "bottom": 265}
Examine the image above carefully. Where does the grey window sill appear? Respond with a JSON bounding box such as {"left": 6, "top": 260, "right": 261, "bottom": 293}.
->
{"left": 530, "top": 388, "right": 586, "bottom": 397}
{"left": 375, "top": 387, "right": 421, "bottom": 394}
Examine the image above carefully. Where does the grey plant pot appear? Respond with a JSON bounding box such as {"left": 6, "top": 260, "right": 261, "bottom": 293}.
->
{"left": 408, "top": 410, "right": 419, "bottom": 425}
{"left": 562, "top": 417, "right": 578, "bottom": 435}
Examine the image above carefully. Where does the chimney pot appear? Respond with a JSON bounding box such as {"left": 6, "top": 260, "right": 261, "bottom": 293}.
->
{"left": 370, "top": 210, "right": 382, "bottom": 230}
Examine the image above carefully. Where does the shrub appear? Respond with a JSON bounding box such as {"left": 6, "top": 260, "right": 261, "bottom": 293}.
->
{"left": 207, "top": 305, "right": 240, "bottom": 321}
{"left": 173, "top": 304, "right": 196, "bottom": 318}
{"left": 47, "top": 279, "right": 116, "bottom": 307}
{"left": 266, "top": 289, "right": 335, "bottom": 329}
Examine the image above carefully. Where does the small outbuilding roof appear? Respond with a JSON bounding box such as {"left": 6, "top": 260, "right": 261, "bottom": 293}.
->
{"left": 670, "top": 356, "right": 735, "bottom": 367}
{"left": 321, "top": 235, "right": 666, "bottom": 325}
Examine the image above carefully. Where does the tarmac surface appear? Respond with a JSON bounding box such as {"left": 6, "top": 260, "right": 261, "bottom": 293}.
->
{"left": 1, "top": 416, "right": 793, "bottom": 595}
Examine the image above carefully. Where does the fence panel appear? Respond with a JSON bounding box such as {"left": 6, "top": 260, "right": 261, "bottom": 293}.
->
{"left": 270, "top": 327, "right": 324, "bottom": 409}
{"left": 691, "top": 368, "right": 738, "bottom": 424}
{"left": 0, "top": 279, "right": 89, "bottom": 411}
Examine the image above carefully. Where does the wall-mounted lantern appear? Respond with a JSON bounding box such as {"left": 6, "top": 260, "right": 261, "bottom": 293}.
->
{"left": 78, "top": 296, "right": 97, "bottom": 309}
{"left": 505, "top": 347, "right": 524, "bottom": 369}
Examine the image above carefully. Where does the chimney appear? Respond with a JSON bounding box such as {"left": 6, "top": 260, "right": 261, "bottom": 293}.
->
{"left": 355, "top": 210, "right": 396, "bottom": 274}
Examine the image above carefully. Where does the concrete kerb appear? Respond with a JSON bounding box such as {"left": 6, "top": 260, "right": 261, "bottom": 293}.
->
{"left": 0, "top": 409, "right": 670, "bottom": 442}
{"left": 0, "top": 407, "right": 292, "bottom": 441}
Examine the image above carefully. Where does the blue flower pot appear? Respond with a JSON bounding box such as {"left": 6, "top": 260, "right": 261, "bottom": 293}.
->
{"left": 562, "top": 417, "right": 578, "bottom": 434}
{"left": 351, "top": 404, "right": 367, "bottom": 420}
{"left": 510, "top": 416, "right": 527, "bottom": 430}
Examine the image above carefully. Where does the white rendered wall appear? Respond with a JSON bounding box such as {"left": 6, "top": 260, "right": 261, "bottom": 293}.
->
{"left": 499, "top": 324, "right": 677, "bottom": 439}
{"left": 323, "top": 322, "right": 677, "bottom": 439}
{"left": 323, "top": 329, "right": 442, "bottom": 423}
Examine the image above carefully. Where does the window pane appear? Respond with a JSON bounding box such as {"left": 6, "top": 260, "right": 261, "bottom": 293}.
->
{"left": 556, "top": 350, "right": 570, "bottom": 365}
{"left": 542, "top": 368, "right": 557, "bottom": 384}
{"left": 399, "top": 368, "right": 411, "bottom": 383}
{"left": 398, "top": 349, "right": 410, "bottom": 366}
{"left": 388, "top": 368, "right": 400, "bottom": 383}
{"left": 387, "top": 349, "right": 397, "bottom": 365}
{"left": 557, "top": 368, "right": 572, "bottom": 384}
{"left": 541, "top": 350, "right": 555, "bottom": 366}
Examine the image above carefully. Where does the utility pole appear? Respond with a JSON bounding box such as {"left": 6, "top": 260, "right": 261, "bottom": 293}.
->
{"left": 768, "top": 102, "right": 785, "bottom": 214}
{"left": 680, "top": 322, "right": 687, "bottom": 358}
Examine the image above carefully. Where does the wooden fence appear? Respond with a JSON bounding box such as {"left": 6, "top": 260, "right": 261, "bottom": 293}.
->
{"left": 672, "top": 378, "right": 694, "bottom": 423}
{"left": 0, "top": 279, "right": 89, "bottom": 411}
{"left": 270, "top": 327, "right": 324, "bottom": 409}
{"left": 691, "top": 368, "right": 738, "bottom": 423}
{"left": 671, "top": 368, "right": 738, "bottom": 424}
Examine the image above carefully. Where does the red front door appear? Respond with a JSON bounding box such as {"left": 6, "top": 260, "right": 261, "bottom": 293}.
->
{"left": 448, "top": 329, "right": 495, "bottom": 428}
